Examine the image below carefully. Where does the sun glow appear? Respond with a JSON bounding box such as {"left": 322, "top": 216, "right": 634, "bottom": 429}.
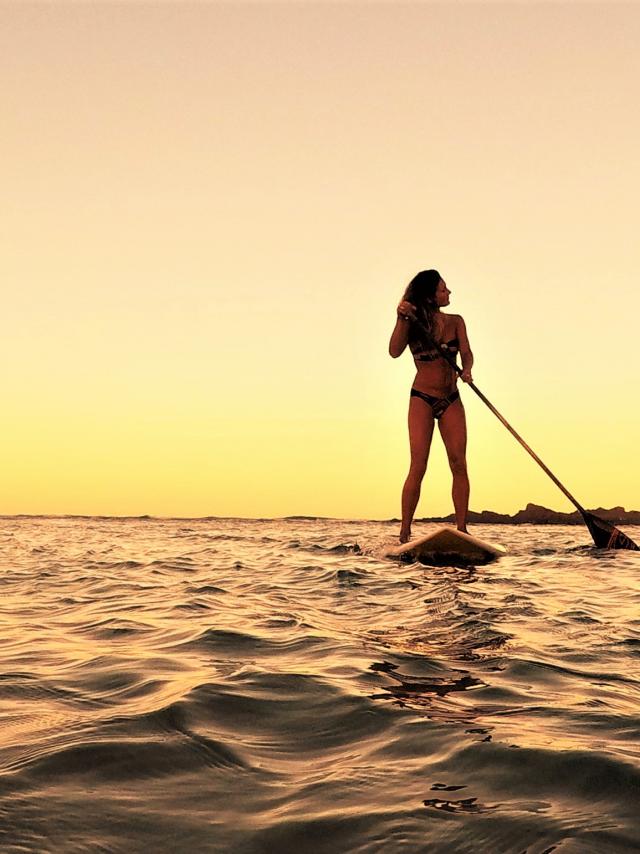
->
{"left": 2, "top": 3, "right": 639, "bottom": 518}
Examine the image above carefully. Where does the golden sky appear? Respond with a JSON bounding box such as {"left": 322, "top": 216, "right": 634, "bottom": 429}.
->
{"left": 2, "top": 2, "right": 639, "bottom": 519}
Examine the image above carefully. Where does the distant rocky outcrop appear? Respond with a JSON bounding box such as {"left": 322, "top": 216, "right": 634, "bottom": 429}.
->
{"left": 418, "top": 502, "right": 640, "bottom": 525}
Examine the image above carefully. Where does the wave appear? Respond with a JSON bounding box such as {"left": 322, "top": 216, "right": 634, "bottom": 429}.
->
{"left": 2, "top": 518, "right": 640, "bottom": 852}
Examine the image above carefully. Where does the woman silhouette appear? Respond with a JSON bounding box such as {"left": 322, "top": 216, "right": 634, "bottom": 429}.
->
{"left": 389, "top": 270, "right": 474, "bottom": 543}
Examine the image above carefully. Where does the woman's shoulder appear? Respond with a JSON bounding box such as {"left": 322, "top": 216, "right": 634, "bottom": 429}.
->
{"left": 449, "top": 313, "right": 467, "bottom": 326}
{"left": 441, "top": 311, "right": 465, "bottom": 326}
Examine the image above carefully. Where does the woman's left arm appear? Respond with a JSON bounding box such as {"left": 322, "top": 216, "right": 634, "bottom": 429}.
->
{"left": 457, "top": 316, "right": 474, "bottom": 383}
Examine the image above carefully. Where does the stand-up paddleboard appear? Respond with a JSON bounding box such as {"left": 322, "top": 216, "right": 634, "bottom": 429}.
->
{"left": 386, "top": 527, "right": 506, "bottom": 566}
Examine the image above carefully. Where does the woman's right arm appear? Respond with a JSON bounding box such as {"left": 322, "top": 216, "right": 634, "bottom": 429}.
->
{"left": 389, "top": 301, "right": 415, "bottom": 358}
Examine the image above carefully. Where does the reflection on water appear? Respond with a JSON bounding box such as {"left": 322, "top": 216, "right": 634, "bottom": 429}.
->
{"left": 0, "top": 517, "right": 639, "bottom": 852}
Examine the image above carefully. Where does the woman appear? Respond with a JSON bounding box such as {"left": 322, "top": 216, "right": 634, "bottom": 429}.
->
{"left": 389, "top": 269, "right": 474, "bottom": 543}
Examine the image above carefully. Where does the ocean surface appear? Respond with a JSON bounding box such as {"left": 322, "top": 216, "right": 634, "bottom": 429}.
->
{"left": 1, "top": 517, "right": 640, "bottom": 853}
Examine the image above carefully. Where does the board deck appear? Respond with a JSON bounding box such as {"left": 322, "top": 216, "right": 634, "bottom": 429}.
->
{"left": 386, "top": 526, "right": 506, "bottom": 566}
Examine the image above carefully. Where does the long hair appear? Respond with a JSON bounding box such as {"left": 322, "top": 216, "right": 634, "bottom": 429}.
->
{"left": 403, "top": 269, "right": 442, "bottom": 349}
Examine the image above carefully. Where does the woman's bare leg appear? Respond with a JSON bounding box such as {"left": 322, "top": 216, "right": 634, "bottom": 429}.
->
{"left": 438, "top": 399, "right": 469, "bottom": 532}
{"left": 400, "top": 397, "right": 435, "bottom": 542}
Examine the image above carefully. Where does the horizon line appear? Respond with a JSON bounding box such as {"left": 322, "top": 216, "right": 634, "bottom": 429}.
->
{"left": 1, "top": 503, "right": 638, "bottom": 524}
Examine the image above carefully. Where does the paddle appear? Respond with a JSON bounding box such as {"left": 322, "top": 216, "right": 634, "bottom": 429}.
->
{"left": 413, "top": 321, "right": 639, "bottom": 550}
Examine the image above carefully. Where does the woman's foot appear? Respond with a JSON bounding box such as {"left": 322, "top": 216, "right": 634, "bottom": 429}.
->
{"left": 399, "top": 528, "right": 412, "bottom": 544}
{"left": 457, "top": 526, "right": 468, "bottom": 534}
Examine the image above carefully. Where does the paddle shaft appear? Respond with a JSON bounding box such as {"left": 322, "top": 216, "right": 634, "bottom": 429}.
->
{"left": 414, "top": 322, "right": 586, "bottom": 515}
{"left": 464, "top": 380, "right": 585, "bottom": 515}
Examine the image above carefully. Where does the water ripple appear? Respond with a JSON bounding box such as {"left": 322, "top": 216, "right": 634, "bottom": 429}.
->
{"left": 0, "top": 518, "right": 639, "bottom": 852}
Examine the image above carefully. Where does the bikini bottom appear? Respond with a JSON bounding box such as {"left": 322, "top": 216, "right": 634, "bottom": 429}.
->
{"left": 410, "top": 387, "right": 460, "bottom": 420}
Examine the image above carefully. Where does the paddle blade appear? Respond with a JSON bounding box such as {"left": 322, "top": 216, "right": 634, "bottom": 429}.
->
{"left": 583, "top": 512, "right": 639, "bottom": 550}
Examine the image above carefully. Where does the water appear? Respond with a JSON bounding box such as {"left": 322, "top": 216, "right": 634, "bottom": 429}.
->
{"left": 1, "top": 517, "right": 640, "bottom": 853}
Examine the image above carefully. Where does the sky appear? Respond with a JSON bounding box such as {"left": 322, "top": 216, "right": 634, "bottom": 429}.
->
{"left": 2, "top": 1, "right": 639, "bottom": 519}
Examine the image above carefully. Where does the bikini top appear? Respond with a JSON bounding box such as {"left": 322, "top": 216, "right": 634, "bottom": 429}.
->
{"left": 411, "top": 338, "right": 459, "bottom": 363}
